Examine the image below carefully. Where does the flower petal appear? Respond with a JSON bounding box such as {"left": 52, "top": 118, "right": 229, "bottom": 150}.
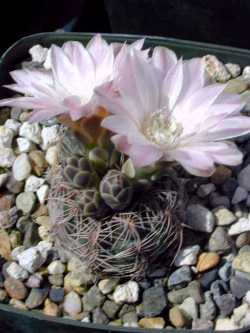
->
{"left": 116, "top": 51, "right": 160, "bottom": 121}
{"left": 205, "top": 115, "right": 250, "bottom": 141}
{"left": 161, "top": 59, "right": 183, "bottom": 110}
{"left": 166, "top": 148, "right": 215, "bottom": 177}
{"left": 112, "top": 135, "right": 163, "bottom": 167}
{"left": 151, "top": 46, "right": 177, "bottom": 74}
{"left": 102, "top": 115, "right": 148, "bottom": 145}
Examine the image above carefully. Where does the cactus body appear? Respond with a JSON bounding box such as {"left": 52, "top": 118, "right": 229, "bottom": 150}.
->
{"left": 99, "top": 170, "right": 133, "bottom": 210}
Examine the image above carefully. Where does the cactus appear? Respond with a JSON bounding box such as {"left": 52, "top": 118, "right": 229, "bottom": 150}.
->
{"left": 48, "top": 130, "right": 185, "bottom": 278}
{"left": 88, "top": 147, "right": 109, "bottom": 173}
{"left": 48, "top": 165, "right": 183, "bottom": 278}
{"left": 63, "top": 156, "right": 98, "bottom": 189}
{"left": 99, "top": 169, "right": 134, "bottom": 211}
{"left": 77, "top": 189, "right": 104, "bottom": 217}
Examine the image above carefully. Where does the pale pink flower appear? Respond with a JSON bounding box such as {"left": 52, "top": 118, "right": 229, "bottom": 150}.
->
{"left": 98, "top": 49, "right": 249, "bottom": 177}
{"left": 0, "top": 35, "right": 116, "bottom": 122}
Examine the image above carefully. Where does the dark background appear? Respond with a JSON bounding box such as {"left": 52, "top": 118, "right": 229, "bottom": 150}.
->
{"left": 0, "top": 0, "right": 249, "bottom": 55}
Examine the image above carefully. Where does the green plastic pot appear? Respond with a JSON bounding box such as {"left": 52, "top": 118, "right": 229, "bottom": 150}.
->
{"left": 0, "top": 32, "right": 250, "bottom": 333}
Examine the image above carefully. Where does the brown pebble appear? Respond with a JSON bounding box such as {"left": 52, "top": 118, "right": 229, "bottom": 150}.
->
{"left": 0, "top": 229, "right": 11, "bottom": 260}
{"left": 0, "top": 194, "right": 14, "bottom": 211}
{"left": 29, "top": 150, "right": 48, "bottom": 176}
{"left": 43, "top": 298, "right": 61, "bottom": 317}
{"left": 139, "top": 317, "right": 165, "bottom": 329}
{"left": 32, "top": 204, "right": 48, "bottom": 218}
{"left": 197, "top": 252, "right": 220, "bottom": 272}
{"left": 169, "top": 306, "right": 187, "bottom": 328}
{"left": 211, "top": 165, "right": 232, "bottom": 185}
{"left": 4, "top": 277, "right": 28, "bottom": 300}
{"left": 236, "top": 232, "right": 250, "bottom": 248}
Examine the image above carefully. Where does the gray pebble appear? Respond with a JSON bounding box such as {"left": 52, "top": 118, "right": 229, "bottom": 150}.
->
{"left": 25, "top": 286, "right": 49, "bottom": 309}
{"left": 192, "top": 318, "right": 213, "bottom": 330}
{"left": 219, "top": 262, "right": 232, "bottom": 282}
{"left": 214, "top": 293, "right": 235, "bottom": 317}
{"left": 49, "top": 287, "right": 65, "bottom": 303}
{"left": 122, "top": 312, "right": 138, "bottom": 327}
{"left": 200, "top": 269, "right": 218, "bottom": 290}
{"left": 186, "top": 204, "right": 215, "bottom": 233}
{"left": 168, "top": 281, "right": 203, "bottom": 304}
{"left": 232, "top": 186, "right": 248, "bottom": 204}
{"left": 102, "top": 300, "right": 121, "bottom": 319}
{"left": 82, "top": 285, "right": 105, "bottom": 311}
{"left": 238, "top": 164, "right": 250, "bottom": 191}
{"left": 200, "top": 291, "right": 217, "bottom": 321}
{"left": 197, "top": 183, "right": 216, "bottom": 198}
{"left": 208, "top": 227, "right": 232, "bottom": 253}
{"left": 209, "top": 194, "right": 230, "bottom": 208}
{"left": 92, "top": 307, "right": 109, "bottom": 324}
{"left": 167, "top": 266, "right": 192, "bottom": 289}
{"left": 142, "top": 286, "right": 167, "bottom": 316}
{"left": 230, "top": 271, "right": 250, "bottom": 299}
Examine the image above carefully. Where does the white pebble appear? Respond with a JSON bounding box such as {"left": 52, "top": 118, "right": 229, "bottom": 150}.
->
{"left": 6, "top": 262, "right": 29, "bottom": 281}
{"left": 11, "top": 246, "right": 26, "bottom": 261}
{"left": 204, "top": 55, "right": 231, "bottom": 82}
{"left": 98, "top": 278, "right": 119, "bottom": 295}
{"left": 44, "top": 48, "right": 52, "bottom": 70}
{"left": 0, "top": 126, "right": 14, "bottom": 148}
{"left": 245, "top": 291, "right": 250, "bottom": 305}
{"left": 4, "top": 119, "right": 21, "bottom": 134}
{"left": 19, "top": 122, "right": 41, "bottom": 144}
{"left": 175, "top": 245, "right": 200, "bottom": 266}
{"left": 17, "top": 137, "right": 34, "bottom": 153}
{"left": 36, "top": 184, "right": 49, "bottom": 204}
{"left": 48, "top": 261, "right": 65, "bottom": 275}
{"left": 36, "top": 240, "right": 53, "bottom": 261}
{"left": 179, "top": 297, "right": 198, "bottom": 320}
{"left": 17, "top": 247, "right": 44, "bottom": 273}
{"left": 0, "top": 148, "right": 16, "bottom": 168}
{"left": 25, "top": 175, "right": 45, "bottom": 192}
{"left": 215, "top": 318, "right": 239, "bottom": 330}
{"left": 113, "top": 281, "right": 139, "bottom": 304}
{"left": 16, "top": 192, "right": 36, "bottom": 214}
{"left": 38, "top": 225, "right": 51, "bottom": 241}
{"left": 29, "top": 44, "right": 48, "bottom": 63}
{"left": 13, "top": 153, "right": 31, "bottom": 181}
{"left": 228, "top": 218, "right": 250, "bottom": 235}
{"left": 243, "top": 66, "right": 250, "bottom": 81}
{"left": 63, "top": 291, "right": 82, "bottom": 316}
{"left": 45, "top": 145, "right": 59, "bottom": 166}
{"left": 225, "top": 63, "right": 241, "bottom": 78}
{"left": 41, "top": 125, "right": 59, "bottom": 150}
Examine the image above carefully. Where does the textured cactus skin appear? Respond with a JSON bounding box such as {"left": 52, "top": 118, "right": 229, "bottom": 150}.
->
{"left": 64, "top": 156, "right": 98, "bottom": 189}
{"left": 48, "top": 131, "right": 184, "bottom": 278}
{"left": 99, "top": 169, "right": 134, "bottom": 210}
{"left": 77, "top": 189, "right": 103, "bottom": 217}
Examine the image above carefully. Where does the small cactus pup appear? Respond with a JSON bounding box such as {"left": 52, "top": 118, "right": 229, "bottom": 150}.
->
{"left": 99, "top": 169, "right": 134, "bottom": 211}
{"left": 63, "top": 156, "right": 99, "bottom": 189}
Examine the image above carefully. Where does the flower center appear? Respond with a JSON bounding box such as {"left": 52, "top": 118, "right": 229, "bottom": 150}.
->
{"left": 143, "top": 108, "right": 183, "bottom": 148}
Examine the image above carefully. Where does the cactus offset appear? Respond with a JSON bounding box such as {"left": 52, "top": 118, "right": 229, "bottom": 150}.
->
{"left": 64, "top": 156, "right": 98, "bottom": 189}
{"left": 99, "top": 169, "right": 134, "bottom": 211}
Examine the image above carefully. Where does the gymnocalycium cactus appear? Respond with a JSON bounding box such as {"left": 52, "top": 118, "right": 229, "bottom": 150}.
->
{"left": 4, "top": 35, "right": 247, "bottom": 278}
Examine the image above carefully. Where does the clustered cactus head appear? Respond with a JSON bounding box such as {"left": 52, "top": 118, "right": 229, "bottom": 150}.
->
{"left": 2, "top": 34, "right": 250, "bottom": 277}
{"left": 48, "top": 166, "right": 182, "bottom": 277}
{"left": 100, "top": 169, "right": 133, "bottom": 210}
